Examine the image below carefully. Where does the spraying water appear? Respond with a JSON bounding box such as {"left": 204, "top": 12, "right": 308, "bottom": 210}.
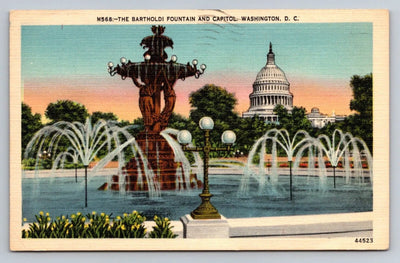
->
{"left": 240, "top": 128, "right": 373, "bottom": 198}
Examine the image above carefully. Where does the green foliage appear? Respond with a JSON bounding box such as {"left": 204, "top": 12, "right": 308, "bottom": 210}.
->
{"left": 108, "top": 211, "right": 147, "bottom": 238}
{"left": 130, "top": 117, "right": 144, "bottom": 137}
{"left": 22, "top": 211, "right": 177, "bottom": 239}
{"left": 21, "top": 103, "right": 43, "bottom": 154}
{"left": 22, "top": 158, "right": 85, "bottom": 170}
{"left": 22, "top": 158, "right": 53, "bottom": 170}
{"left": 167, "top": 112, "right": 190, "bottom": 130}
{"left": 188, "top": 84, "right": 243, "bottom": 157}
{"left": 40, "top": 158, "right": 53, "bottom": 169}
{"left": 338, "top": 74, "right": 373, "bottom": 152}
{"left": 273, "top": 105, "right": 312, "bottom": 135}
{"left": 189, "top": 84, "right": 238, "bottom": 124}
{"left": 234, "top": 116, "right": 271, "bottom": 155}
{"left": 22, "top": 212, "right": 53, "bottom": 238}
{"left": 84, "top": 212, "right": 112, "bottom": 238}
{"left": 45, "top": 100, "right": 89, "bottom": 123}
{"left": 310, "top": 122, "right": 337, "bottom": 138}
{"left": 349, "top": 74, "right": 372, "bottom": 116}
{"left": 22, "top": 158, "right": 37, "bottom": 170}
{"left": 91, "top": 111, "right": 118, "bottom": 124}
{"left": 251, "top": 153, "right": 260, "bottom": 164}
{"left": 148, "top": 216, "right": 177, "bottom": 238}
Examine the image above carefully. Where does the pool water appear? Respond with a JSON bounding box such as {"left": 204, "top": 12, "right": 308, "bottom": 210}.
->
{"left": 22, "top": 174, "right": 372, "bottom": 221}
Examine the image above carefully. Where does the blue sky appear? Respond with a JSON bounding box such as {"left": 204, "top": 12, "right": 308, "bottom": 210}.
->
{"left": 22, "top": 23, "right": 372, "bottom": 80}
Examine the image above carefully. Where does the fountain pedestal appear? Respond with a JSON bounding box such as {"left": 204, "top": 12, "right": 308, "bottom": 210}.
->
{"left": 112, "top": 132, "right": 178, "bottom": 191}
{"left": 110, "top": 131, "right": 202, "bottom": 191}
{"left": 180, "top": 214, "right": 230, "bottom": 238}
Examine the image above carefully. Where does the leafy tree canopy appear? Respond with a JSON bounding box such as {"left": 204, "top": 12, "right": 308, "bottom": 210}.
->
{"left": 21, "top": 103, "right": 42, "bottom": 152}
{"left": 234, "top": 115, "right": 271, "bottom": 154}
{"left": 273, "top": 105, "right": 312, "bottom": 136}
{"left": 167, "top": 112, "right": 190, "bottom": 130}
{"left": 45, "top": 100, "right": 89, "bottom": 124}
{"left": 339, "top": 73, "right": 373, "bottom": 151}
{"left": 349, "top": 74, "right": 372, "bottom": 117}
{"left": 189, "top": 84, "right": 238, "bottom": 124}
{"left": 91, "top": 111, "right": 118, "bottom": 124}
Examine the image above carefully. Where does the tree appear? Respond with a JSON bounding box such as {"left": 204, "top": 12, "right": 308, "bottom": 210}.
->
{"left": 91, "top": 111, "right": 118, "bottom": 124}
{"left": 21, "top": 103, "right": 42, "bottom": 153}
{"left": 188, "top": 84, "right": 241, "bottom": 157}
{"left": 189, "top": 84, "right": 238, "bottom": 124}
{"left": 234, "top": 115, "right": 271, "bottom": 155}
{"left": 273, "top": 105, "right": 312, "bottom": 136}
{"left": 45, "top": 100, "right": 89, "bottom": 123}
{"left": 349, "top": 74, "right": 373, "bottom": 117}
{"left": 130, "top": 117, "right": 144, "bottom": 137}
{"left": 340, "top": 74, "right": 373, "bottom": 151}
{"left": 167, "top": 112, "right": 190, "bottom": 130}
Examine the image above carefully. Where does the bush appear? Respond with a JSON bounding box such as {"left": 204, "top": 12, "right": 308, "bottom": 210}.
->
{"left": 22, "top": 211, "right": 177, "bottom": 239}
{"left": 22, "top": 158, "right": 37, "bottom": 169}
{"left": 108, "top": 211, "right": 147, "bottom": 238}
{"left": 252, "top": 154, "right": 260, "bottom": 164}
{"left": 149, "top": 216, "right": 178, "bottom": 238}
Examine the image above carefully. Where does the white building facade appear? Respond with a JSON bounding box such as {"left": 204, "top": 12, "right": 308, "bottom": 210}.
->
{"left": 242, "top": 43, "right": 345, "bottom": 128}
{"left": 242, "top": 43, "right": 293, "bottom": 123}
{"left": 307, "top": 107, "right": 336, "bottom": 128}
{"left": 307, "top": 107, "right": 346, "bottom": 128}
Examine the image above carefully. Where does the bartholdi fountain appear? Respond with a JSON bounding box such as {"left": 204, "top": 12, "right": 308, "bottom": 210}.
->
{"left": 107, "top": 25, "right": 206, "bottom": 192}
{"left": 22, "top": 26, "right": 373, "bottom": 238}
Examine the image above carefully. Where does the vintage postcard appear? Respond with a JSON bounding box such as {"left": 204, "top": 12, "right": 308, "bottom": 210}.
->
{"left": 10, "top": 9, "right": 389, "bottom": 250}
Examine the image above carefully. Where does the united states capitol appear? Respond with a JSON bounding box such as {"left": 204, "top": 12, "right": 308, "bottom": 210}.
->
{"left": 242, "top": 43, "right": 345, "bottom": 128}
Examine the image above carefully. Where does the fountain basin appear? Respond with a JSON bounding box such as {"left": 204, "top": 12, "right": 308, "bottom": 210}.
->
{"left": 22, "top": 168, "right": 372, "bottom": 223}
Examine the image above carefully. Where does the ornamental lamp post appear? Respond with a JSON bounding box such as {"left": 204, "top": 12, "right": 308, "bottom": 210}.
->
{"left": 38, "top": 150, "right": 51, "bottom": 159}
{"left": 177, "top": 117, "right": 236, "bottom": 219}
{"left": 38, "top": 150, "right": 51, "bottom": 169}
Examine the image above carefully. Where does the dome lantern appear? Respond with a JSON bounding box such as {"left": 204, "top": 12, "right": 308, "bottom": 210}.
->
{"left": 267, "top": 42, "right": 275, "bottom": 65}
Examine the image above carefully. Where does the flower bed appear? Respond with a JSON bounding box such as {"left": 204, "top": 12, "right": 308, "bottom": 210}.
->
{"left": 22, "top": 211, "right": 177, "bottom": 238}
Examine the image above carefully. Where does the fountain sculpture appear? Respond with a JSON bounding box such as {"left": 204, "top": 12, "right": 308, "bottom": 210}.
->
{"left": 107, "top": 25, "right": 206, "bottom": 191}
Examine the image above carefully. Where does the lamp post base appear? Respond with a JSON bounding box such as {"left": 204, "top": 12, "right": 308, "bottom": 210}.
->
{"left": 180, "top": 214, "right": 229, "bottom": 238}
{"left": 190, "top": 193, "right": 221, "bottom": 219}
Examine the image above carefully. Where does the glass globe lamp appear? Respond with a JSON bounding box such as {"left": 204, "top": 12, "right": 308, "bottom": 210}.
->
{"left": 177, "top": 130, "right": 192, "bottom": 145}
{"left": 221, "top": 130, "right": 236, "bottom": 145}
{"left": 199, "top": 117, "right": 214, "bottom": 130}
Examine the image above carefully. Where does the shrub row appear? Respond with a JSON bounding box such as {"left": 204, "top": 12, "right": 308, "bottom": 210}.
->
{"left": 22, "top": 211, "right": 177, "bottom": 239}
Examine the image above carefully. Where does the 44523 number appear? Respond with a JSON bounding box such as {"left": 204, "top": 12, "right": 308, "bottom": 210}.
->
{"left": 355, "top": 238, "right": 373, "bottom": 243}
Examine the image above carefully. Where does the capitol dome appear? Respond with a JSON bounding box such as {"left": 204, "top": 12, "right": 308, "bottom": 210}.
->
{"left": 254, "top": 63, "right": 289, "bottom": 86}
{"left": 242, "top": 43, "right": 293, "bottom": 123}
